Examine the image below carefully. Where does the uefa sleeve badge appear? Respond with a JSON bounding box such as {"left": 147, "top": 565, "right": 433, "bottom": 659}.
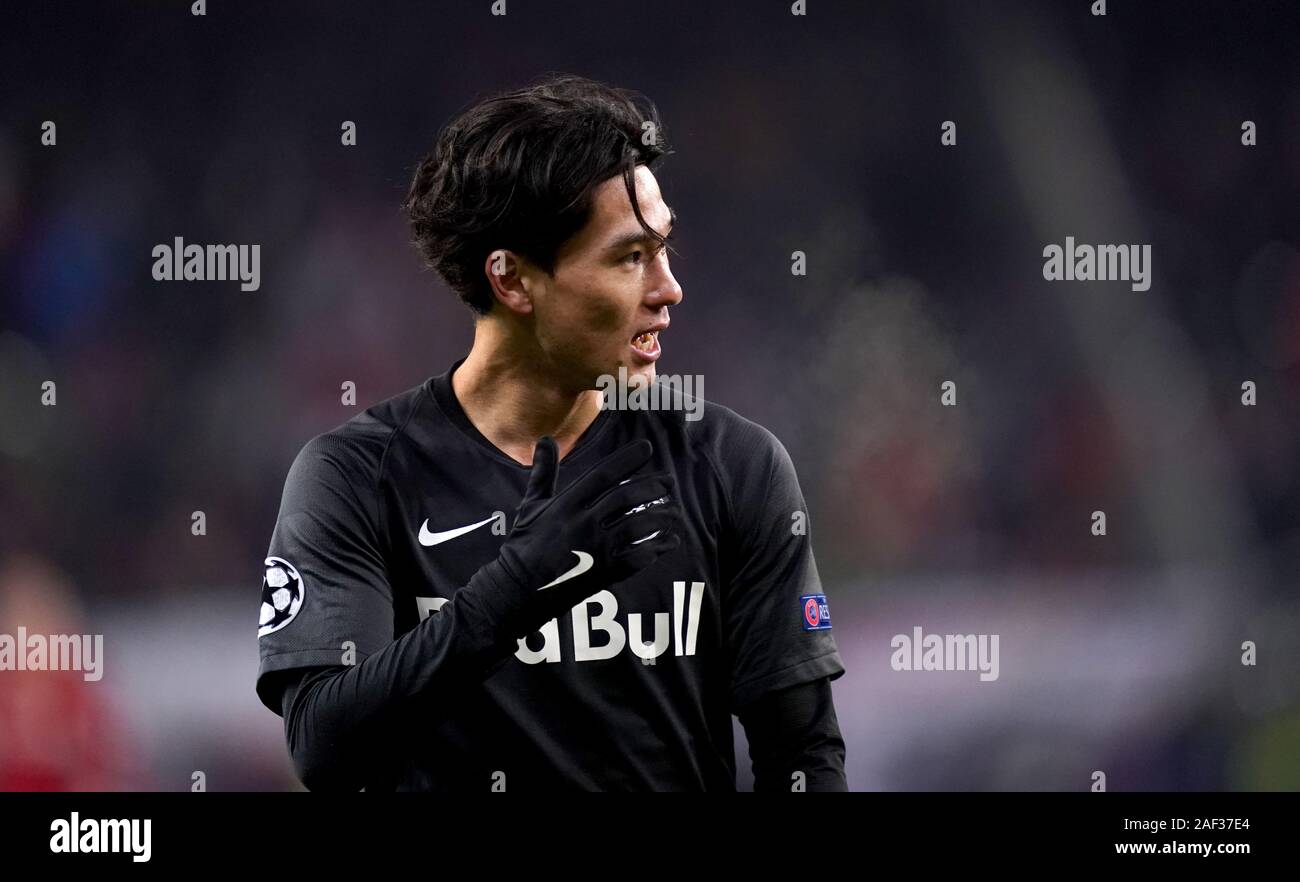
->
{"left": 259, "top": 557, "right": 305, "bottom": 637}
{"left": 800, "top": 594, "right": 832, "bottom": 630}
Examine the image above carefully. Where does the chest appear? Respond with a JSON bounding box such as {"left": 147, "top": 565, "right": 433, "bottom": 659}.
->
{"left": 379, "top": 446, "right": 726, "bottom": 667}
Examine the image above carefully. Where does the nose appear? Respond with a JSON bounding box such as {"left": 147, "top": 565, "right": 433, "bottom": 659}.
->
{"left": 647, "top": 252, "right": 683, "bottom": 307}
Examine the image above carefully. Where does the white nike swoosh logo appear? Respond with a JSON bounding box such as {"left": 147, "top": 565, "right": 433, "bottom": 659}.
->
{"left": 418, "top": 514, "right": 498, "bottom": 547}
{"left": 539, "top": 551, "right": 594, "bottom": 590}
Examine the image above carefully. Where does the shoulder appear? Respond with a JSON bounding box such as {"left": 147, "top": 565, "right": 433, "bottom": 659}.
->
{"left": 644, "top": 380, "right": 794, "bottom": 496}
{"left": 286, "top": 379, "right": 431, "bottom": 492}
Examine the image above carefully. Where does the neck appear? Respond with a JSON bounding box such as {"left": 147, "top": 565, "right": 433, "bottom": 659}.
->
{"left": 452, "top": 317, "right": 603, "bottom": 466}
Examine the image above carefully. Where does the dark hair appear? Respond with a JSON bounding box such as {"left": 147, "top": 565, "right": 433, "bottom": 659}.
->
{"left": 404, "top": 74, "right": 672, "bottom": 315}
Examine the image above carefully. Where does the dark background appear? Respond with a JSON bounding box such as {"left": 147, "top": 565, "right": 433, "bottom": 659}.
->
{"left": 1, "top": 0, "right": 1298, "bottom": 790}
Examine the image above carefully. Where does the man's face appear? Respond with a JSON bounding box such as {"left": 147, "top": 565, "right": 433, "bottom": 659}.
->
{"left": 526, "top": 164, "right": 682, "bottom": 391}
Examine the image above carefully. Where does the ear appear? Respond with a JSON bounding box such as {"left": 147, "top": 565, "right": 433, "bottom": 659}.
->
{"left": 484, "top": 249, "right": 535, "bottom": 315}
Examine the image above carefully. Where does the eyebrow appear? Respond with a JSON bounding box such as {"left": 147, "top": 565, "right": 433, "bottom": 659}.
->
{"left": 603, "top": 205, "right": 676, "bottom": 255}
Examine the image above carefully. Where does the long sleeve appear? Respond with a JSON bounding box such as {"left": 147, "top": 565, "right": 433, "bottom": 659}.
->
{"left": 738, "top": 677, "right": 847, "bottom": 792}
{"left": 267, "top": 569, "right": 523, "bottom": 791}
{"left": 256, "top": 431, "right": 535, "bottom": 790}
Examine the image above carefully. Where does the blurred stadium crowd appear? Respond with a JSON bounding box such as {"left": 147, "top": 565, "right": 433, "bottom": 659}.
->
{"left": 1, "top": 1, "right": 1298, "bottom": 790}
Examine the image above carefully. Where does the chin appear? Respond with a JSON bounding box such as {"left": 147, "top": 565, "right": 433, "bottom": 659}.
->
{"left": 621, "top": 362, "right": 656, "bottom": 389}
{"left": 582, "top": 358, "right": 652, "bottom": 390}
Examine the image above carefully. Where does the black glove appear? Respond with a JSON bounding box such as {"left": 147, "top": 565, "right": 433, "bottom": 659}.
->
{"left": 458, "top": 436, "right": 682, "bottom": 646}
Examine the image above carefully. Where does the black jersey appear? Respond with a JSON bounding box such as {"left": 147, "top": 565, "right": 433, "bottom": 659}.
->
{"left": 256, "top": 358, "right": 845, "bottom": 790}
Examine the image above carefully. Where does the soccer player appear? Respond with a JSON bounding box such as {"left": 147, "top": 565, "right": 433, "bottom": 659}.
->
{"left": 255, "top": 75, "right": 847, "bottom": 791}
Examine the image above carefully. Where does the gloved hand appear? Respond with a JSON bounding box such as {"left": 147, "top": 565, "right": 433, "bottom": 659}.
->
{"left": 459, "top": 436, "right": 682, "bottom": 646}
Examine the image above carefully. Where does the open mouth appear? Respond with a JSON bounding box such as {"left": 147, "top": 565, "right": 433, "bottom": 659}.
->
{"left": 629, "top": 327, "right": 664, "bottom": 362}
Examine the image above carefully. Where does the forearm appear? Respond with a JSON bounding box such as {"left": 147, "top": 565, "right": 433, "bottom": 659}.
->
{"left": 279, "top": 561, "right": 524, "bottom": 791}
{"left": 739, "top": 677, "right": 847, "bottom": 792}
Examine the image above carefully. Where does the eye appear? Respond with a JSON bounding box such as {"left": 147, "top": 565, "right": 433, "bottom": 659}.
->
{"left": 622, "top": 234, "right": 673, "bottom": 266}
